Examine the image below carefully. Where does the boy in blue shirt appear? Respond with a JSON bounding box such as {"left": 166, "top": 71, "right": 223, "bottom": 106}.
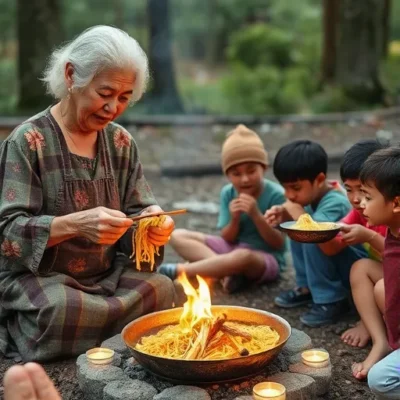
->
{"left": 265, "top": 140, "right": 367, "bottom": 327}
{"left": 158, "top": 125, "right": 286, "bottom": 293}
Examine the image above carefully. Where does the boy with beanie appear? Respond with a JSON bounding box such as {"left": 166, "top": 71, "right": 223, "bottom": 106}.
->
{"left": 158, "top": 124, "right": 286, "bottom": 293}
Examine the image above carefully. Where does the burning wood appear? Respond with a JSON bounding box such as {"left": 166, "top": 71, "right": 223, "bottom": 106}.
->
{"left": 135, "top": 273, "right": 281, "bottom": 360}
{"left": 221, "top": 324, "right": 252, "bottom": 341}
{"left": 184, "top": 313, "right": 227, "bottom": 360}
{"left": 226, "top": 333, "right": 249, "bottom": 356}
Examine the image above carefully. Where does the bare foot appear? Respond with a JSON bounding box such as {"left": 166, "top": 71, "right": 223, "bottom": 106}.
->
{"left": 351, "top": 341, "right": 391, "bottom": 380}
{"left": 4, "top": 362, "right": 62, "bottom": 400}
{"left": 341, "top": 321, "right": 370, "bottom": 347}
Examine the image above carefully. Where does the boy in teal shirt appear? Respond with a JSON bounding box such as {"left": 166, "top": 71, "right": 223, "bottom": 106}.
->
{"left": 159, "top": 125, "right": 286, "bottom": 293}
{"left": 265, "top": 140, "right": 367, "bottom": 326}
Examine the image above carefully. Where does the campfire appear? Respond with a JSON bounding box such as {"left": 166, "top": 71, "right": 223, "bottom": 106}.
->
{"left": 122, "top": 273, "right": 291, "bottom": 382}
{"left": 135, "top": 273, "right": 280, "bottom": 360}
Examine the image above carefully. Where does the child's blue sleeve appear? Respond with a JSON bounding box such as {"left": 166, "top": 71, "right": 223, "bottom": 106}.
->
{"left": 217, "top": 186, "right": 232, "bottom": 229}
{"left": 312, "top": 192, "right": 351, "bottom": 222}
{"left": 269, "top": 185, "right": 286, "bottom": 207}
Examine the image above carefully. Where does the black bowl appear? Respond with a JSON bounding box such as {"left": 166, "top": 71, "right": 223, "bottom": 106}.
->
{"left": 279, "top": 221, "right": 340, "bottom": 243}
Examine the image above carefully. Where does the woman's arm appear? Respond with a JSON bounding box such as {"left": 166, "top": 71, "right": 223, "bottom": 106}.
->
{"left": 47, "top": 215, "right": 77, "bottom": 248}
{"left": 47, "top": 207, "right": 134, "bottom": 248}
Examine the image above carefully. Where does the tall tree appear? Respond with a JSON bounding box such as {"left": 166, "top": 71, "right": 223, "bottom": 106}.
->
{"left": 321, "top": 0, "right": 388, "bottom": 103}
{"left": 145, "top": 0, "right": 183, "bottom": 113}
{"left": 320, "top": 0, "right": 338, "bottom": 84}
{"left": 17, "top": 0, "right": 63, "bottom": 112}
{"left": 382, "top": 0, "right": 391, "bottom": 59}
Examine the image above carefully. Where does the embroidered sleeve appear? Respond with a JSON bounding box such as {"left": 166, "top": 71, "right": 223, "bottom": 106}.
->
{"left": 0, "top": 139, "right": 55, "bottom": 276}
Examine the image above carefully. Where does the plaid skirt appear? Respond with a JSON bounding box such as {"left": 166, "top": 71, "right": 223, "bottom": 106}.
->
{"left": 0, "top": 255, "right": 175, "bottom": 361}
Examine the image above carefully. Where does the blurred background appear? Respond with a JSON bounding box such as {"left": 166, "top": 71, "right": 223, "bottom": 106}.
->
{"left": 2, "top": 0, "right": 400, "bottom": 116}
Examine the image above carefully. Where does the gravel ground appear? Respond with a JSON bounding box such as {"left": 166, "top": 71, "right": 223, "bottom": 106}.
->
{"left": 0, "top": 172, "right": 376, "bottom": 400}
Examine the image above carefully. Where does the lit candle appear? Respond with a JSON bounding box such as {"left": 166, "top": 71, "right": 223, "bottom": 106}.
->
{"left": 301, "top": 349, "right": 330, "bottom": 368}
{"left": 253, "top": 382, "right": 286, "bottom": 400}
{"left": 86, "top": 347, "right": 114, "bottom": 365}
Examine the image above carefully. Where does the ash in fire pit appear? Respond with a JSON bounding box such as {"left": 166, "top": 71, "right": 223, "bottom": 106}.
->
{"left": 76, "top": 329, "right": 332, "bottom": 400}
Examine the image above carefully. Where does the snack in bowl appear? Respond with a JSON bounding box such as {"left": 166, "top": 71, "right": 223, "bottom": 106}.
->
{"left": 279, "top": 213, "right": 340, "bottom": 243}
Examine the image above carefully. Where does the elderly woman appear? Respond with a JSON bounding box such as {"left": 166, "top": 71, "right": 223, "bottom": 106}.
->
{"left": 0, "top": 25, "right": 175, "bottom": 361}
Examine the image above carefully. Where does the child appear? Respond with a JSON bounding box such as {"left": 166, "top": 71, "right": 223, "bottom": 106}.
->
{"left": 158, "top": 124, "right": 286, "bottom": 293}
{"left": 321, "top": 140, "right": 387, "bottom": 354}
{"left": 265, "top": 140, "right": 367, "bottom": 327}
{"left": 318, "top": 140, "right": 388, "bottom": 380}
{"left": 358, "top": 146, "right": 400, "bottom": 399}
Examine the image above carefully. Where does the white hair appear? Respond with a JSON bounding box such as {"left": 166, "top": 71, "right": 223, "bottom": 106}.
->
{"left": 42, "top": 25, "right": 149, "bottom": 104}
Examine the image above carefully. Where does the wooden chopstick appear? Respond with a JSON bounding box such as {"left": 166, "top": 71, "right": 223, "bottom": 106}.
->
{"left": 129, "top": 208, "right": 187, "bottom": 222}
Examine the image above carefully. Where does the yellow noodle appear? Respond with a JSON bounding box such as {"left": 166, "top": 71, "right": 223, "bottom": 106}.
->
{"left": 292, "top": 213, "right": 336, "bottom": 231}
{"left": 135, "top": 321, "right": 280, "bottom": 360}
{"left": 131, "top": 215, "right": 166, "bottom": 271}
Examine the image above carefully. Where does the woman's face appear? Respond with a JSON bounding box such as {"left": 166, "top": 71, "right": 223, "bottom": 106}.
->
{"left": 70, "top": 67, "right": 135, "bottom": 133}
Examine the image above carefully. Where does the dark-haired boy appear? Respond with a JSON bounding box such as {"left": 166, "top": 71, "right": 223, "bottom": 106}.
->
{"left": 357, "top": 146, "right": 400, "bottom": 399}
{"left": 265, "top": 140, "right": 366, "bottom": 327}
{"left": 319, "top": 140, "right": 389, "bottom": 380}
{"left": 318, "top": 140, "right": 388, "bottom": 380}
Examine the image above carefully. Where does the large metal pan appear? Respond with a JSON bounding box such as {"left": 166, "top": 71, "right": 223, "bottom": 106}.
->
{"left": 122, "top": 305, "right": 291, "bottom": 383}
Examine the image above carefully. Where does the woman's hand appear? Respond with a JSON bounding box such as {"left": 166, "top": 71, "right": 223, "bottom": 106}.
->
{"left": 70, "top": 206, "right": 133, "bottom": 244}
{"left": 141, "top": 205, "right": 175, "bottom": 246}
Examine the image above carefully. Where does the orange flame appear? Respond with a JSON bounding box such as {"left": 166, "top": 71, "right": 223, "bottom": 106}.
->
{"left": 177, "top": 272, "right": 213, "bottom": 333}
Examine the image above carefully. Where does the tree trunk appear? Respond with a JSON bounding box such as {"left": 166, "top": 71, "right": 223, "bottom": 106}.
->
{"left": 146, "top": 0, "right": 184, "bottom": 113}
{"left": 382, "top": 0, "right": 391, "bottom": 59}
{"left": 320, "top": 0, "right": 339, "bottom": 84}
{"left": 17, "top": 0, "right": 63, "bottom": 112}
{"left": 335, "top": 0, "right": 385, "bottom": 102}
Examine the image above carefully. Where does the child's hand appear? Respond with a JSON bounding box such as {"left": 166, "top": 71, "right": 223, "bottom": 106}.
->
{"left": 340, "top": 224, "right": 372, "bottom": 245}
{"left": 237, "top": 193, "right": 259, "bottom": 219}
{"left": 229, "top": 199, "right": 243, "bottom": 220}
{"left": 264, "top": 205, "right": 286, "bottom": 226}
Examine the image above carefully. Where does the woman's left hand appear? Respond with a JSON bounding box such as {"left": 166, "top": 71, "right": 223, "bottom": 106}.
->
{"left": 141, "top": 206, "right": 175, "bottom": 246}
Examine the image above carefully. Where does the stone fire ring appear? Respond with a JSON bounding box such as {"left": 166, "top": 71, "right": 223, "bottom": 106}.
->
{"left": 76, "top": 328, "right": 331, "bottom": 400}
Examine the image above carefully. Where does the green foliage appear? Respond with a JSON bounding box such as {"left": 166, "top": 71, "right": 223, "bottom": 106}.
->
{"left": 227, "top": 24, "right": 295, "bottom": 69}
{"left": 0, "top": 0, "right": 16, "bottom": 43}
{"left": 309, "top": 87, "right": 365, "bottom": 113}
{"left": 222, "top": 65, "right": 314, "bottom": 115}
{"left": 0, "top": 59, "right": 17, "bottom": 113}
{"left": 178, "top": 77, "right": 229, "bottom": 114}
{"left": 1, "top": 0, "right": 400, "bottom": 115}
{"left": 217, "top": 0, "right": 324, "bottom": 115}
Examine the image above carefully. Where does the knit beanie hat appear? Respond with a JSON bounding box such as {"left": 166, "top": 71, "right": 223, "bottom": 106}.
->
{"left": 221, "top": 124, "right": 268, "bottom": 174}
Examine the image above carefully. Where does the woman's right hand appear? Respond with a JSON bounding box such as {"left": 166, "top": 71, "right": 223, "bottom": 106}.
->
{"left": 70, "top": 206, "right": 133, "bottom": 244}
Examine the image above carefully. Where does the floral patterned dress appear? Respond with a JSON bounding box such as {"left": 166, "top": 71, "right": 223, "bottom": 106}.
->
{"left": 0, "top": 107, "right": 175, "bottom": 361}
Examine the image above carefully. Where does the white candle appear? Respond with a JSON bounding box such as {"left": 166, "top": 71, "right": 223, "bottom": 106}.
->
{"left": 301, "top": 349, "right": 330, "bottom": 368}
{"left": 253, "top": 382, "right": 286, "bottom": 400}
{"left": 258, "top": 388, "right": 282, "bottom": 396}
{"left": 86, "top": 347, "right": 114, "bottom": 365}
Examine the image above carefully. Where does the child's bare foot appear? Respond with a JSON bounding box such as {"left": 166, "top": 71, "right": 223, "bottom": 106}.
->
{"left": 351, "top": 341, "right": 391, "bottom": 380}
{"left": 341, "top": 321, "right": 370, "bottom": 348}
{"left": 4, "top": 362, "right": 62, "bottom": 400}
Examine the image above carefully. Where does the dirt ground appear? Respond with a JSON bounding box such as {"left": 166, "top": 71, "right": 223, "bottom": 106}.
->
{"left": 0, "top": 173, "right": 378, "bottom": 400}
